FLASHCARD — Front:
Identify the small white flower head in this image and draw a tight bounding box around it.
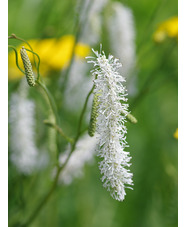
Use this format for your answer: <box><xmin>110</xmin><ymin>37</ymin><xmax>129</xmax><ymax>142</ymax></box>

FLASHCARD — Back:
<box><xmin>86</xmin><ymin>46</ymin><xmax>133</xmax><ymax>201</ymax></box>
<box><xmin>57</xmin><ymin>134</ymin><xmax>97</xmax><ymax>185</ymax></box>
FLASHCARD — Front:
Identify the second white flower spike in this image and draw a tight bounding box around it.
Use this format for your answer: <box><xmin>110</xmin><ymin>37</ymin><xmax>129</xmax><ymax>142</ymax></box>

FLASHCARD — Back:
<box><xmin>87</xmin><ymin>46</ymin><xmax>133</xmax><ymax>201</ymax></box>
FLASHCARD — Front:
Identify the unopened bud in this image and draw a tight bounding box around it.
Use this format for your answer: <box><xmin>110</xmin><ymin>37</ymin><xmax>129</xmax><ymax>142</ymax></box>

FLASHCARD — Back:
<box><xmin>20</xmin><ymin>47</ymin><xmax>35</xmax><ymax>87</ymax></box>
<box><xmin>88</xmin><ymin>94</ymin><xmax>99</xmax><ymax>137</ymax></box>
<box><xmin>126</xmin><ymin>113</ymin><xmax>138</xmax><ymax>124</ymax></box>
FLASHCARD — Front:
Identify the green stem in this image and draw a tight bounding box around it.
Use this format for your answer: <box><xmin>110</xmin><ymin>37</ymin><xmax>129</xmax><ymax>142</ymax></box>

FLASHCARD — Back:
<box><xmin>17</xmin><ymin>155</ymin><xmax>71</xmax><ymax>227</ymax></box>
<box><xmin>75</xmin><ymin>84</ymin><xmax>94</xmax><ymax>143</ymax></box>
<box><xmin>19</xmin><ymin>167</ymin><xmax>62</xmax><ymax>227</ymax></box>
<box><xmin>65</xmin><ymin>84</ymin><xmax>95</xmax><ymax>161</ymax></box>
<box><xmin>36</xmin><ymin>80</ymin><xmax>59</xmax><ymax>124</ymax></box>
<box><xmin>8</xmin><ymin>34</ymin><xmax>38</xmax><ymax>70</ymax></box>
<box><xmin>44</xmin><ymin>120</ymin><xmax>74</xmax><ymax>144</ymax></box>
<box><xmin>56</xmin><ymin>84</ymin><xmax>95</xmax><ymax>182</ymax></box>
<box><xmin>36</xmin><ymin>79</ymin><xmax>62</xmax><ymax>161</ymax></box>
<box><xmin>8</xmin><ymin>45</ymin><xmax>25</xmax><ymax>74</ymax></box>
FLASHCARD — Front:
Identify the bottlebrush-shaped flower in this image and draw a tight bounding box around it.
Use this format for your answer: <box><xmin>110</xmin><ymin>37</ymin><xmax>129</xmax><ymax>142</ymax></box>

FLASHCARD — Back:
<box><xmin>9</xmin><ymin>93</ymin><xmax>38</xmax><ymax>174</ymax></box>
<box><xmin>9</xmin><ymin>80</ymin><xmax>48</xmax><ymax>175</ymax></box>
<box><xmin>86</xmin><ymin>47</ymin><xmax>133</xmax><ymax>201</ymax></box>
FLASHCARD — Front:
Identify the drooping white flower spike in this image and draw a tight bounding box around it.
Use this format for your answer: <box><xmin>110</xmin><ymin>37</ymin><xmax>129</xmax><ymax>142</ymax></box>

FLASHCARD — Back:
<box><xmin>9</xmin><ymin>79</ymin><xmax>48</xmax><ymax>175</ymax></box>
<box><xmin>9</xmin><ymin>92</ymin><xmax>38</xmax><ymax>175</ymax></box>
<box><xmin>86</xmin><ymin>46</ymin><xmax>133</xmax><ymax>201</ymax></box>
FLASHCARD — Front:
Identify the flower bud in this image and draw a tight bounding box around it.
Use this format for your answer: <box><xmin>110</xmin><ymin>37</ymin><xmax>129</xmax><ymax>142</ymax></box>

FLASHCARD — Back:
<box><xmin>20</xmin><ymin>47</ymin><xmax>35</xmax><ymax>87</ymax></box>
<box><xmin>88</xmin><ymin>94</ymin><xmax>99</xmax><ymax>137</ymax></box>
<box><xmin>127</xmin><ymin>113</ymin><xmax>138</xmax><ymax>124</ymax></box>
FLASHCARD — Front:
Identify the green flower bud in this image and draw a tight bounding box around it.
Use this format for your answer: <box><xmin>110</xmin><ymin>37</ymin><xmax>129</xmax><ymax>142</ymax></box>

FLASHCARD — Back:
<box><xmin>88</xmin><ymin>94</ymin><xmax>99</xmax><ymax>137</ymax></box>
<box><xmin>20</xmin><ymin>47</ymin><xmax>35</xmax><ymax>87</ymax></box>
<box><xmin>126</xmin><ymin>113</ymin><xmax>138</xmax><ymax>124</ymax></box>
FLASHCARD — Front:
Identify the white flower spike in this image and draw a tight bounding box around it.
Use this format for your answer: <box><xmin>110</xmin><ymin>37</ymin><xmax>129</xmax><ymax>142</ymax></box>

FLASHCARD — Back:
<box><xmin>9</xmin><ymin>80</ymin><xmax>48</xmax><ymax>175</ymax></box>
<box><xmin>86</xmin><ymin>46</ymin><xmax>133</xmax><ymax>201</ymax></box>
<box><xmin>9</xmin><ymin>93</ymin><xmax>38</xmax><ymax>175</ymax></box>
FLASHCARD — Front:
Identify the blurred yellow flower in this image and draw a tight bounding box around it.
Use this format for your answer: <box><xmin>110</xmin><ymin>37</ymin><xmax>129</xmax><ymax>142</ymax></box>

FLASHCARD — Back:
<box><xmin>153</xmin><ymin>16</ymin><xmax>178</xmax><ymax>43</ymax></box>
<box><xmin>173</xmin><ymin>128</ymin><xmax>178</xmax><ymax>139</ymax></box>
<box><xmin>8</xmin><ymin>35</ymin><xmax>90</xmax><ymax>80</ymax></box>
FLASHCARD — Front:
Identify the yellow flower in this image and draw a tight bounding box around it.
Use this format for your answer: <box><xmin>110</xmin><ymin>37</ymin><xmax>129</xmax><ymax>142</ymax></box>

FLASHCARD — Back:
<box><xmin>8</xmin><ymin>35</ymin><xmax>90</xmax><ymax>80</ymax></box>
<box><xmin>173</xmin><ymin>128</ymin><xmax>178</xmax><ymax>139</ymax></box>
<box><xmin>153</xmin><ymin>16</ymin><xmax>178</xmax><ymax>43</ymax></box>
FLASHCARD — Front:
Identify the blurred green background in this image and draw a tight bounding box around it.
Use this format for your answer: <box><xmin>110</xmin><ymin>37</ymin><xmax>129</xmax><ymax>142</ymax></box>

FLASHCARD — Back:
<box><xmin>8</xmin><ymin>0</ymin><xmax>178</xmax><ymax>227</ymax></box>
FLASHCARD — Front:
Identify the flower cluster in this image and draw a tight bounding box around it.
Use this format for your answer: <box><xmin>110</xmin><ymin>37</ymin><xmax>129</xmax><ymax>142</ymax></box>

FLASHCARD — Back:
<box><xmin>87</xmin><ymin>47</ymin><xmax>133</xmax><ymax>201</ymax></box>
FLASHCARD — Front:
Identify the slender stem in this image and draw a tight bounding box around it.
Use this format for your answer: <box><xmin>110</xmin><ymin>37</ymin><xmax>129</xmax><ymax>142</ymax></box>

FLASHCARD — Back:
<box><xmin>17</xmin><ymin>157</ymin><xmax>66</xmax><ymax>227</ymax></box>
<box><xmin>64</xmin><ymin>84</ymin><xmax>95</xmax><ymax>162</ymax></box>
<box><xmin>18</xmin><ymin>142</ymin><xmax>75</xmax><ymax>227</ymax></box>
<box><xmin>75</xmin><ymin>84</ymin><xmax>94</xmax><ymax>143</ymax></box>
<box><xmin>62</xmin><ymin>84</ymin><xmax>95</xmax><ymax>163</ymax></box>
<box><xmin>9</xmin><ymin>34</ymin><xmax>33</xmax><ymax>50</ymax></box>
<box><xmin>19</xmin><ymin>167</ymin><xmax>62</xmax><ymax>227</ymax></box>
<box><xmin>36</xmin><ymin>79</ymin><xmax>62</xmax><ymax>161</ymax></box>
<box><xmin>57</xmin><ymin>84</ymin><xmax>95</xmax><ymax>181</ymax></box>
<box><xmin>8</xmin><ymin>36</ymin><xmax>40</xmax><ymax>78</ymax></box>
<box><xmin>44</xmin><ymin>120</ymin><xmax>74</xmax><ymax>144</ymax></box>
<box><xmin>8</xmin><ymin>34</ymin><xmax>38</xmax><ymax>70</ymax></box>
<box><xmin>8</xmin><ymin>45</ymin><xmax>25</xmax><ymax>74</ymax></box>
<box><xmin>36</xmin><ymin>80</ymin><xmax>59</xmax><ymax>124</ymax></box>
